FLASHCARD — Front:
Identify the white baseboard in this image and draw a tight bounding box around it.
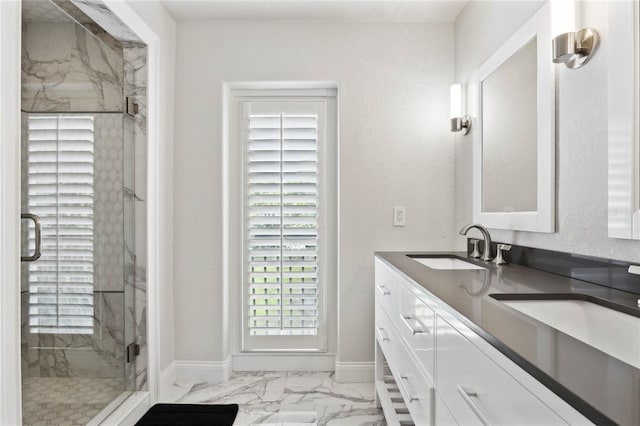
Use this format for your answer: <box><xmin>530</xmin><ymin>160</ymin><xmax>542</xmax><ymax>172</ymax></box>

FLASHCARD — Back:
<box><xmin>232</xmin><ymin>353</ymin><xmax>335</xmax><ymax>372</ymax></box>
<box><xmin>159</xmin><ymin>355</ymin><xmax>371</xmax><ymax>399</ymax></box>
<box><xmin>158</xmin><ymin>357</ymin><xmax>232</xmax><ymax>402</ymax></box>
<box><xmin>174</xmin><ymin>357</ymin><xmax>232</xmax><ymax>385</ymax></box>
<box><xmin>334</xmin><ymin>361</ymin><xmax>374</xmax><ymax>383</ymax></box>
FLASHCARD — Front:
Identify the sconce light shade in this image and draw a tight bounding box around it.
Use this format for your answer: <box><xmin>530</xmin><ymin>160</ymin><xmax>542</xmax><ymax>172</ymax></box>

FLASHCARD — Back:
<box><xmin>450</xmin><ymin>83</ymin><xmax>462</xmax><ymax>118</ymax></box>
<box><xmin>450</xmin><ymin>83</ymin><xmax>471</xmax><ymax>135</ymax></box>
<box><xmin>552</xmin><ymin>28</ymin><xmax>599</xmax><ymax>69</ymax></box>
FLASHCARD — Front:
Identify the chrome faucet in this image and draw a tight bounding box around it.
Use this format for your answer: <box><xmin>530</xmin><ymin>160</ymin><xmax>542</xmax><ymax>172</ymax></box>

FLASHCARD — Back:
<box><xmin>459</xmin><ymin>223</ymin><xmax>493</xmax><ymax>261</ymax></box>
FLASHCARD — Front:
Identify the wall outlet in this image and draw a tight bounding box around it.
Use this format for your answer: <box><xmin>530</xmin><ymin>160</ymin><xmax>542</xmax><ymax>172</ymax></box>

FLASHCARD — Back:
<box><xmin>393</xmin><ymin>206</ymin><xmax>406</xmax><ymax>227</ymax></box>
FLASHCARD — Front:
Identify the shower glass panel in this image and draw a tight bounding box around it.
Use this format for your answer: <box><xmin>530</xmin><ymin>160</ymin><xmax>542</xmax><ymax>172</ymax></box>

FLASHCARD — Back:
<box><xmin>20</xmin><ymin>1</ymin><xmax>136</xmax><ymax>424</ymax></box>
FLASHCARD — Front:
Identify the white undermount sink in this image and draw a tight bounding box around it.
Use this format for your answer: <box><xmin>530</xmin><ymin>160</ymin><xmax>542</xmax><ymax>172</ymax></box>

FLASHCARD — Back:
<box><xmin>410</xmin><ymin>256</ymin><xmax>486</xmax><ymax>270</ymax></box>
<box><xmin>501</xmin><ymin>299</ymin><xmax>640</xmax><ymax>369</ymax></box>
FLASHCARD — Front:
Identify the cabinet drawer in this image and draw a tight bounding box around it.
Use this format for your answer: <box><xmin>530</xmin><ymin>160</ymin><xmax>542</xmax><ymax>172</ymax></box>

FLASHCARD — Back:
<box><xmin>436</xmin><ymin>317</ymin><xmax>566</xmax><ymax>426</ymax></box>
<box><xmin>375</xmin><ymin>259</ymin><xmax>399</xmax><ymax>319</ymax></box>
<box><xmin>398</xmin><ymin>283</ymin><xmax>435</xmax><ymax>380</ymax></box>
<box><xmin>435</xmin><ymin>393</ymin><xmax>457</xmax><ymax>426</ymax></box>
<box><xmin>393</xmin><ymin>337</ymin><xmax>435</xmax><ymax>426</ymax></box>
<box><xmin>375</xmin><ymin>303</ymin><xmax>397</xmax><ymax>366</ymax></box>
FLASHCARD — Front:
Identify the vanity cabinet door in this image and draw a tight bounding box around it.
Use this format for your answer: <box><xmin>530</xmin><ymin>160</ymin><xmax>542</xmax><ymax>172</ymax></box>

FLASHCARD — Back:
<box><xmin>398</xmin><ymin>283</ymin><xmax>436</xmax><ymax>380</ymax></box>
<box><xmin>375</xmin><ymin>259</ymin><xmax>399</xmax><ymax>319</ymax></box>
<box><xmin>436</xmin><ymin>316</ymin><xmax>567</xmax><ymax>426</ymax></box>
<box><xmin>375</xmin><ymin>303</ymin><xmax>397</xmax><ymax>366</ymax></box>
<box><xmin>392</xmin><ymin>333</ymin><xmax>436</xmax><ymax>426</ymax></box>
<box><xmin>435</xmin><ymin>393</ymin><xmax>457</xmax><ymax>426</ymax></box>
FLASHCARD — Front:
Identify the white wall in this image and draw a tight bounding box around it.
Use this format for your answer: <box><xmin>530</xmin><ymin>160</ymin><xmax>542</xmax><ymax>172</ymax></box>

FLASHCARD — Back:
<box><xmin>124</xmin><ymin>0</ymin><xmax>177</xmax><ymax>375</ymax></box>
<box><xmin>454</xmin><ymin>1</ymin><xmax>640</xmax><ymax>262</ymax></box>
<box><xmin>173</xmin><ymin>21</ymin><xmax>455</xmax><ymax>366</ymax></box>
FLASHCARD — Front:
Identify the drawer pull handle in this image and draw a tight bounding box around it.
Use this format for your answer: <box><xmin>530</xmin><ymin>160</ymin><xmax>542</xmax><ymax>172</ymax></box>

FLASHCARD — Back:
<box><xmin>398</xmin><ymin>374</ymin><xmax>420</xmax><ymax>402</ymax></box>
<box><xmin>457</xmin><ymin>385</ymin><xmax>493</xmax><ymax>426</ymax></box>
<box><xmin>376</xmin><ymin>327</ymin><xmax>390</xmax><ymax>342</ymax></box>
<box><xmin>377</xmin><ymin>285</ymin><xmax>391</xmax><ymax>296</ymax></box>
<box><xmin>401</xmin><ymin>315</ymin><xmax>430</xmax><ymax>335</ymax></box>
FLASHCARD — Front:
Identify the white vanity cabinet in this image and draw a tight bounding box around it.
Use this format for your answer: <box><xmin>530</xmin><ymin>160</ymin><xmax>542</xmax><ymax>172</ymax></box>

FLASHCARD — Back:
<box><xmin>375</xmin><ymin>259</ymin><xmax>436</xmax><ymax>425</ymax></box>
<box><xmin>374</xmin><ymin>257</ymin><xmax>593</xmax><ymax>426</ymax></box>
<box><xmin>436</xmin><ymin>316</ymin><xmax>566</xmax><ymax>425</ymax></box>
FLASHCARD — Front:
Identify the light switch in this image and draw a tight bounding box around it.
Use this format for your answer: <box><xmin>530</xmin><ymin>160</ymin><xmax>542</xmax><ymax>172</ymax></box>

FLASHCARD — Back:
<box><xmin>393</xmin><ymin>207</ymin><xmax>406</xmax><ymax>227</ymax></box>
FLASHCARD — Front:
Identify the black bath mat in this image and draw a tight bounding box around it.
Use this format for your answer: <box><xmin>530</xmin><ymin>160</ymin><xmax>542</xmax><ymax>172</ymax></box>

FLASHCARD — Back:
<box><xmin>136</xmin><ymin>403</ymin><xmax>239</xmax><ymax>425</ymax></box>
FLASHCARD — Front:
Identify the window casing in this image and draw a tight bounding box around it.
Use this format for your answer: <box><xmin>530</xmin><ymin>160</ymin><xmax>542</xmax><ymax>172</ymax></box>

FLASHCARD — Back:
<box><xmin>242</xmin><ymin>100</ymin><xmax>328</xmax><ymax>352</ymax></box>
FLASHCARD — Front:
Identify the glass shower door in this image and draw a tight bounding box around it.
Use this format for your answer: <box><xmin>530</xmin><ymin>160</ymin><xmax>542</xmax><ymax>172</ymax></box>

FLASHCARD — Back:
<box><xmin>20</xmin><ymin>112</ymin><xmax>134</xmax><ymax>425</ymax></box>
<box><xmin>20</xmin><ymin>1</ymin><xmax>136</xmax><ymax>423</ymax></box>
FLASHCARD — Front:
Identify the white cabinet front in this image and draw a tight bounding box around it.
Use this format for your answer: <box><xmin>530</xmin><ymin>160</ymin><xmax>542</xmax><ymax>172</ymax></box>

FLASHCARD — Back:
<box><xmin>392</xmin><ymin>333</ymin><xmax>436</xmax><ymax>425</ymax></box>
<box><xmin>398</xmin><ymin>283</ymin><xmax>436</xmax><ymax>381</ymax></box>
<box><xmin>436</xmin><ymin>316</ymin><xmax>567</xmax><ymax>426</ymax></box>
<box><xmin>375</xmin><ymin>260</ymin><xmax>400</xmax><ymax>320</ymax></box>
<box><xmin>375</xmin><ymin>303</ymin><xmax>396</xmax><ymax>366</ymax></box>
<box><xmin>435</xmin><ymin>393</ymin><xmax>457</xmax><ymax>426</ymax></box>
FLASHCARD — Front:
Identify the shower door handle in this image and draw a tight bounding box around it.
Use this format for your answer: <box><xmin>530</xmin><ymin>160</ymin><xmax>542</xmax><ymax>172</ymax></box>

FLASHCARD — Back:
<box><xmin>21</xmin><ymin>213</ymin><xmax>42</xmax><ymax>262</ymax></box>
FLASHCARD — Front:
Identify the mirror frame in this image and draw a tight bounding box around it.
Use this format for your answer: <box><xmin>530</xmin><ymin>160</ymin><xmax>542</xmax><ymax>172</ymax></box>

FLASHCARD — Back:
<box><xmin>608</xmin><ymin>1</ymin><xmax>640</xmax><ymax>239</ymax></box>
<box><xmin>471</xmin><ymin>3</ymin><xmax>555</xmax><ymax>233</ymax></box>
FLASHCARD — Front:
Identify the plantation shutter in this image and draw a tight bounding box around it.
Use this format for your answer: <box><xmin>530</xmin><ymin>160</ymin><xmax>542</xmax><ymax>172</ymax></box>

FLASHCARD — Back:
<box><xmin>27</xmin><ymin>115</ymin><xmax>95</xmax><ymax>335</ymax></box>
<box><xmin>244</xmin><ymin>100</ymin><xmax>326</xmax><ymax>351</ymax></box>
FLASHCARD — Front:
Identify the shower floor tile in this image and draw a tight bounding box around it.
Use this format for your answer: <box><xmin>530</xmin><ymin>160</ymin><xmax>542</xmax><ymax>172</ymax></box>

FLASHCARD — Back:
<box><xmin>22</xmin><ymin>377</ymin><xmax>125</xmax><ymax>426</ymax></box>
<box><xmin>170</xmin><ymin>371</ymin><xmax>386</xmax><ymax>425</ymax></box>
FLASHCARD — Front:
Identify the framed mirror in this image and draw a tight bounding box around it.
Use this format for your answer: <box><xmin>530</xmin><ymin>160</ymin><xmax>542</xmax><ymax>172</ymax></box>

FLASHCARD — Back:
<box><xmin>471</xmin><ymin>3</ymin><xmax>555</xmax><ymax>233</ymax></box>
<box><xmin>608</xmin><ymin>1</ymin><xmax>640</xmax><ymax>239</ymax></box>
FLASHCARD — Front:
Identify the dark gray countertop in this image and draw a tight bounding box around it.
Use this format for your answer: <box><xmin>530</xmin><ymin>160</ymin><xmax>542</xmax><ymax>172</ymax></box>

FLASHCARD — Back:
<box><xmin>376</xmin><ymin>251</ymin><xmax>640</xmax><ymax>426</ymax></box>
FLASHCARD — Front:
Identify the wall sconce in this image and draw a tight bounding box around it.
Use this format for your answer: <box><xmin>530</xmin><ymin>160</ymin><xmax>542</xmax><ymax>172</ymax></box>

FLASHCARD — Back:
<box><xmin>551</xmin><ymin>0</ymin><xmax>599</xmax><ymax>69</ymax></box>
<box><xmin>450</xmin><ymin>83</ymin><xmax>470</xmax><ymax>135</ymax></box>
<box><xmin>552</xmin><ymin>29</ymin><xmax>599</xmax><ymax>69</ymax></box>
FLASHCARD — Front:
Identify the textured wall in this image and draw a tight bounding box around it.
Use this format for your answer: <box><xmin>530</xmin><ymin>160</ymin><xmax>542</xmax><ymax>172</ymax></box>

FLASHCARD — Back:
<box><xmin>454</xmin><ymin>1</ymin><xmax>640</xmax><ymax>262</ymax></box>
<box><xmin>173</xmin><ymin>21</ymin><xmax>455</xmax><ymax>364</ymax></box>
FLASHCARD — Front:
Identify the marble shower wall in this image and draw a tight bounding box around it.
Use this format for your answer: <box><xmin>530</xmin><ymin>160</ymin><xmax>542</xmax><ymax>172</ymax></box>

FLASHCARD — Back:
<box><xmin>22</xmin><ymin>21</ymin><xmax>124</xmax><ymax>113</ymax></box>
<box><xmin>94</xmin><ymin>113</ymin><xmax>125</xmax><ymax>294</ymax></box>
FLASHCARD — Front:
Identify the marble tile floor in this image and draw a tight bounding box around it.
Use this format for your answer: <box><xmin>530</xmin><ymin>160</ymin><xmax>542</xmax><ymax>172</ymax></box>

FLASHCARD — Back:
<box><xmin>168</xmin><ymin>372</ymin><xmax>386</xmax><ymax>425</ymax></box>
<box><xmin>22</xmin><ymin>377</ymin><xmax>125</xmax><ymax>426</ymax></box>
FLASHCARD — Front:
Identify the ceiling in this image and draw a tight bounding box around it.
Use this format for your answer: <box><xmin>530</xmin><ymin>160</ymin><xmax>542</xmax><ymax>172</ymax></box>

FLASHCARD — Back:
<box><xmin>159</xmin><ymin>0</ymin><xmax>468</xmax><ymax>23</ymax></box>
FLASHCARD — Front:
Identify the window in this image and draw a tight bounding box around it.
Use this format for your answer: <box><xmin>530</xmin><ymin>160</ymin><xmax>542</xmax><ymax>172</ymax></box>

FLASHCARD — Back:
<box><xmin>27</xmin><ymin>115</ymin><xmax>95</xmax><ymax>335</ymax></box>
<box><xmin>242</xmin><ymin>100</ymin><xmax>328</xmax><ymax>351</ymax></box>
